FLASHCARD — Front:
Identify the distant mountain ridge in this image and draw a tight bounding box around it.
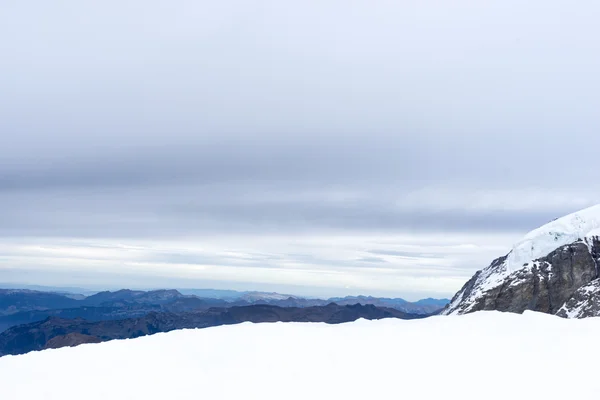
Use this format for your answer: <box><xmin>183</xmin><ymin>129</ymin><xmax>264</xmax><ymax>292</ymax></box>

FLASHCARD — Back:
<box><xmin>0</xmin><ymin>303</ymin><xmax>426</xmax><ymax>357</ymax></box>
<box><xmin>0</xmin><ymin>288</ymin><xmax>449</xmax><ymax>332</ymax></box>
<box><xmin>0</xmin><ymin>289</ymin><xmax>81</xmax><ymax>317</ymax></box>
<box><xmin>82</xmin><ymin>289</ymin><xmax>186</xmax><ymax>306</ymax></box>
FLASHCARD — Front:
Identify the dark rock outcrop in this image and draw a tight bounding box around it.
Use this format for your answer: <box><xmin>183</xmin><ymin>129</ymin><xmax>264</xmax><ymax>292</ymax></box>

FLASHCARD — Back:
<box><xmin>448</xmin><ymin>241</ymin><xmax>600</xmax><ymax>315</ymax></box>
<box><xmin>445</xmin><ymin>235</ymin><xmax>600</xmax><ymax>318</ymax></box>
<box><xmin>556</xmin><ymin>280</ymin><xmax>600</xmax><ymax>318</ymax></box>
<box><xmin>44</xmin><ymin>333</ymin><xmax>101</xmax><ymax>349</ymax></box>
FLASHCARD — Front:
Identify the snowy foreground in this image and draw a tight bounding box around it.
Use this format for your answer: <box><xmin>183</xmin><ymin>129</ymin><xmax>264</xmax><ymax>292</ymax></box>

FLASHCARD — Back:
<box><xmin>1</xmin><ymin>312</ymin><xmax>599</xmax><ymax>399</ymax></box>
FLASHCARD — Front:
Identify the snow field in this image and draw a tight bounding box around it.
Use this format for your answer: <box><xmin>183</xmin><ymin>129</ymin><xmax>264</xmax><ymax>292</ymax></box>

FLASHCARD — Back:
<box><xmin>1</xmin><ymin>311</ymin><xmax>598</xmax><ymax>399</ymax></box>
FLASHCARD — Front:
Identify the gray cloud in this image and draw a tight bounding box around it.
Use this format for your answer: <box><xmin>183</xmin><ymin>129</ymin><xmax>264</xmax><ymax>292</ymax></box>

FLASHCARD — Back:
<box><xmin>0</xmin><ymin>233</ymin><xmax>508</xmax><ymax>299</ymax></box>
<box><xmin>1</xmin><ymin>0</ymin><xmax>599</xmax><ymax>296</ymax></box>
<box><xmin>368</xmin><ymin>250</ymin><xmax>444</xmax><ymax>259</ymax></box>
<box><xmin>355</xmin><ymin>257</ymin><xmax>388</xmax><ymax>264</ymax></box>
<box><xmin>0</xmin><ymin>182</ymin><xmax>587</xmax><ymax>238</ymax></box>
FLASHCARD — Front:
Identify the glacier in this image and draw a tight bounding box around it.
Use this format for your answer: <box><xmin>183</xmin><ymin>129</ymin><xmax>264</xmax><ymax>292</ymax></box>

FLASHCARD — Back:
<box><xmin>505</xmin><ymin>204</ymin><xmax>600</xmax><ymax>272</ymax></box>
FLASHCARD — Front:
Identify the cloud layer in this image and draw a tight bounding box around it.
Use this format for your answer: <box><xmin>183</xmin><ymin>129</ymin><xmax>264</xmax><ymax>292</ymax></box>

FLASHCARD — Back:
<box><xmin>1</xmin><ymin>1</ymin><xmax>599</xmax><ymax>297</ymax></box>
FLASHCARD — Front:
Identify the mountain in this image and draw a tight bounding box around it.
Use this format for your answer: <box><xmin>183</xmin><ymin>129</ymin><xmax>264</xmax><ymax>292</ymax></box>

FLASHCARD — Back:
<box><xmin>0</xmin><ymin>297</ymin><xmax>234</xmax><ymax>333</ymax></box>
<box><xmin>44</xmin><ymin>333</ymin><xmax>102</xmax><ymax>349</ymax></box>
<box><xmin>239</xmin><ymin>291</ymin><xmax>299</xmax><ymax>302</ymax></box>
<box><xmin>173</xmin><ymin>290</ymin><xmax>450</xmax><ymax>313</ymax></box>
<box><xmin>0</xmin><ymin>284</ymin><xmax>98</xmax><ymax>296</ymax></box>
<box><xmin>0</xmin><ymin>290</ymin><xmax>233</xmax><ymax>332</ymax></box>
<box><xmin>81</xmin><ymin>289</ymin><xmax>184</xmax><ymax>306</ymax></box>
<box><xmin>80</xmin><ymin>289</ymin><xmax>230</xmax><ymax>310</ymax></box>
<box><xmin>0</xmin><ymin>305</ymin><xmax>162</xmax><ymax>332</ymax></box>
<box><xmin>413</xmin><ymin>298</ymin><xmax>450</xmax><ymax>307</ymax></box>
<box><xmin>443</xmin><ymin>204</ymin><xmax>600</xmax><ymax>317</ymax></box>
<box><xmin>177</xmin><ymin>289</ymin><xmax>305</xmax><ymax>301</ymax></box>
<box><xmin>328</xmin><ymin>296</ymin><xmax>448</xmax><ymax>314</ymax></box>
<box><xmin>0</xmin><ymin>288</ymin><xmax>448</xmax><ymax>332</ymax></box>
<box><xmin>177</xmin><ymin>288</ymin><xmax>247</xmax><ymax>299</ymax></box>
<box><xmin>0</xmin><ymin>289</ymin><xmax>81</xmax><ymax>316</ymax></box>
<box><xmin>0</xmin><ymin>303</ymin><xmax>424</xmax><ymax>356</ymax></box>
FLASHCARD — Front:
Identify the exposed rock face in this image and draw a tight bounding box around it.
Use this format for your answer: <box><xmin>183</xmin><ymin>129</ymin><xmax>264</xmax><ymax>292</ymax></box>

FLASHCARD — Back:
<box><xmin>444</xmin><ymin>205</ymin><xmax>600</xmax><ymax>318</ymax></box>
<box><xmin>556</xmin><ymin>280</ymin><xmax>600</xmax><ymax>318</ymax></box>
<box><xmin>44</xmin><ymin>333</ymin><xmax>101</xmax><ymax>349</ymax></box>
<box><xmin>447</xmin><ymin>240</ymin><xmax>600</xmax><ymax>315</ymax></box>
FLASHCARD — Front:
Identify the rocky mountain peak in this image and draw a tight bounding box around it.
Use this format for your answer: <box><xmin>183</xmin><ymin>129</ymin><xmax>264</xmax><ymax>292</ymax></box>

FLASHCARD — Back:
<box><xmin>444</xmin><ymin>205</ymin><xmax>600</xmax><ymax>318</ymax></box>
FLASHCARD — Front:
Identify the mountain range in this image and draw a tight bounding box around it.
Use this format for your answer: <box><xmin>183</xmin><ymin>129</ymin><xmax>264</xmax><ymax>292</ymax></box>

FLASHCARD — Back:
<box><xmin>0</xmin><ymin>303</ymin><xmax>425</xmax><ymax>357</ymax></box>
<box><xmin>0</xmin><ymin>288</ymin><xmax>448</xmax><ymax>333</ymax></box>
<box><xmin>0</xmin><ymin>286</ymin><xmax>446</xmax><ymax>356</ymax></box>
<box><xmin>443</xmin><ymin>204</ymin><xmax>600</xmax><ymax>318</ymax></box>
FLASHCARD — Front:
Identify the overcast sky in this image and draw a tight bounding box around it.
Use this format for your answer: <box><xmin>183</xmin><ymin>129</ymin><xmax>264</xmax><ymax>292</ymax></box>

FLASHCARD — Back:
<box><xmin>1</xmin><ymin>0</ymin><xmax>599</xmax><ymax>300</ymax></box>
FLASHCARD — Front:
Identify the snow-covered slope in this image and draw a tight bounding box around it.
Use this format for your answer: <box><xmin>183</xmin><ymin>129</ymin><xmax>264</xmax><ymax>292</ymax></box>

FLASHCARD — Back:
<box><xmin>505</xmin><ymin>204</ymin><xmax>600</xmax><ymax>272</ymax></box>
<box><xmin>444</xmin><ymin>204</ymin><xmax>600</xmax><ymax>316</ymax></box>
<box><xmin>1</xmin><ymin>313</ymin><xmax>599</xmax><ymax>399</ymax></box>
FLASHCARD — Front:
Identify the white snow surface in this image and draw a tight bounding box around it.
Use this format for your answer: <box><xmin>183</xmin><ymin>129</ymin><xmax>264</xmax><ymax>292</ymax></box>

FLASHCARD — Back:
<box><xmin>2</xmin><ymin>313</ymin><xmax>600</xmax><ymax>399</ymax></box>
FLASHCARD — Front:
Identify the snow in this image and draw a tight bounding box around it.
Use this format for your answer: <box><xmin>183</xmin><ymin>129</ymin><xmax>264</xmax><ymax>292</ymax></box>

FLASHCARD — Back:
<box><xmin>2</xmin><ymin>312</ymin><xmax>600</xmax><ymax>399</ymax></box>
<box><xmin>561</xmin><ymin>298</ymin><xmax>587</xmax><ymax>319</ymax></box>
<box><xmin>505</xmin><ymin>204</ymin><xmax>600</xmax><ymax>273</ymax></box>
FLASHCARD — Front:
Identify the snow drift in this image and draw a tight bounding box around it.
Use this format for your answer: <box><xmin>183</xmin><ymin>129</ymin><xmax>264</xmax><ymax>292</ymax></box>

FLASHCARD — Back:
<box><xmin>1</xmin><ymin>312</ymin><xmax>599</xmax><ymax>399</ymax></box>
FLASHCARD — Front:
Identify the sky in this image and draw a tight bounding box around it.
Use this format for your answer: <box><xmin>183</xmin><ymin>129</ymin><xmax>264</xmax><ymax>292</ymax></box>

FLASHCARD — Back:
<box><xmin>1</xmin><ymin>0</ymin><xmax>599</xmax><ymax>300</ymax></box>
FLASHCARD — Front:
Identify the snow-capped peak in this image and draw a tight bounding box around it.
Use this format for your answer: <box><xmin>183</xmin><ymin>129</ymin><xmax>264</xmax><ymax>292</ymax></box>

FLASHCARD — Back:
<box><xmin>505</xmin><ymin>204</ymin><xmax>600</xmax><ymax>273</ymax></box>
<box><xmin>444</xmin><ymin>204</ymin><xmax>600</xmax><ymax>316</ymax></box>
